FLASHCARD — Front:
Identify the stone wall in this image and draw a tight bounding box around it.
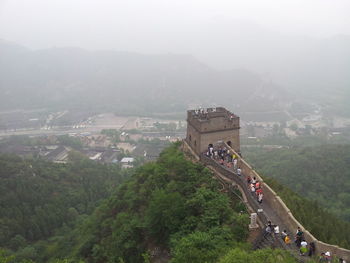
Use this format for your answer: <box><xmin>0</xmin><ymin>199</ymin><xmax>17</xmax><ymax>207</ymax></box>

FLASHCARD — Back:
<box><xmin>186</xmin><ymin>122</ymin><xmax>201</xmax><ymax>154</ymax></box>
<box><xmin>182</xmin><ymin>140</ymin><xmax>200</xmax><ymax>161</ymax></box>
<box><xmin>186</xmin><ymin>122</ymin><xmax>240</xmax><ymax>155</ymax></box>
<box><xmin>186</xmin><ymin>107</ymin><xmax>239</xmax><ymax>133</ymax></box>
<box><xmin>183</xmin><ymin>139</ymin><xmax>350</xmax><ymax>260</ymax></box>
<box><xmin>200</xmin><ymin>129</ymin><xmax>240</xmax><ymax>154</ymax></box>
<box><xmin>186</xmin><ymin>108</ymin><xmax>240</xmax><ymax>155</ymax></box>
<box><xmin>228</xmin><ymin>143</ymin><xmax>350</xmax><ymax>261</ymax></box>
<box><xmin>199</xmin><ymin>154</ymin><xmax>269</xmax><ymax>227</ymax></box>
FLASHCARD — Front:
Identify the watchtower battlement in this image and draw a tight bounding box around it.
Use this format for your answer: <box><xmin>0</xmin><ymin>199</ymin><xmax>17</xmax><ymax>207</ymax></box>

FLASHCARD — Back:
<box><xmin>186</xmin><ymin>107</ymin><xmax>240</xmax><ymax>156</ymax></box>
<box><xmin>187</xmin><ymin>107</ymin><xmax>240</xmax><ymax>133</ymax></box>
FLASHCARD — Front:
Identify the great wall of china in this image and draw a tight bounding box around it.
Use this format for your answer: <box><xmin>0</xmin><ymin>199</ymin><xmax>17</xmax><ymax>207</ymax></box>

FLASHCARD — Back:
<box><xmin>183</xmin><ymin>107</ymin><xmax>350</xmax><ymax>261</ymax></box>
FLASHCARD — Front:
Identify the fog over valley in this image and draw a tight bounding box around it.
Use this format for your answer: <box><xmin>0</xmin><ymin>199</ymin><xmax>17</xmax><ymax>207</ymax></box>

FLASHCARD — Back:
<box><xmin>1</xmin><ymin>1</ymin><xmax>350</xmax><ymax>118</ymax></box>
<box><xmin>2</xmin><ymin>1</ymin><xmax>350</xmax><ymax>263</ymax></box>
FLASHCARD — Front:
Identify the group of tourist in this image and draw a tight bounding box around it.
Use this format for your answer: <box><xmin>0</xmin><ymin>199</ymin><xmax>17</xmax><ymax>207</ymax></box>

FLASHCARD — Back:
<box><xmin>207</xmin><ymin>145</ymin><xmax>240</xmax><ymax>171</ymax></box>
<box><xmin>267</xmin><ymin>224</ymin><xmax>345</xmax><ymax>262</ymax></box>
<box><xmin>318</xmin><ymin>252</ymin><xmax>346</xmax><ymax>262</ymax></box>
<box><xmin>207</xmin><ymin>144</ymin><xmax>263</xmax><ymax>205</ymax></box>
<box><xmin>246</xmin><ymin>175</ymin><xmax>263</xmax><ymax>204</ymax></box>
<box><xmin>264</xmin><ymin>220</ymin><xmax>280</xmax><ymax>238</ymax></box>
<box><xmin>205</xmin><ymin>144</ymin><xmax>347</xmax><ymax>263</ymax></box>
<box><xmin>207</xmin><ymin>144</ymin><xmax>234</xmax><ymax>161</ymax></box>
<box><xmin>318</xmin><ymin>252</ymin><xmax>347</xmax><ymax>263</ymax></box>
<box><xmin>264</xmin><ymin>224</ymin><xmax>316</xmax><ymax>257</ymax></box>
<box><xmin>294</xmin><ymin>227</ymin><xmax>316</xmax><ymax>256</ymax></box>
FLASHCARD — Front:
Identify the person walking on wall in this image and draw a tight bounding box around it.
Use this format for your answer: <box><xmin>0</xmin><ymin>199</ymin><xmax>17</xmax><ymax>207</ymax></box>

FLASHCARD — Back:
<box><xmin>233</xmin><ymin>158</ymin><xmax>237</xmax><ymax>170</ymax></box>
<box><xmin>295</xmin><ymin>227</ymin><xmax>304</xmax><ymax>248</ymax></box>
<box><xmin>252</xmin><ymin>177</ymin><xmax>257</xmax><ymax>184</ymax></box>
<box><xmin>300</xmin><ymin>239</ymin><xmax>308</xmax><ymax>256</ymax></box>
<box><xmin>258</xmin><ymin>192</ymin><xmax>263</xmax><ymax>204</ymax></box>
<box><xmin>308</xmin><ymin>242</ymin><xmax>315</xmax><ymax>257</ymax></box>
<box><xmin>281</xmin><ymin>230</ymin><xmax>288</xmax><ymax>242</ymax></box>
<box><xmin>264</xmin><ymin>221</ymin><xmax>273</xmax><ymax>238</ymax></box>
<box><xmin>246</xmin><ymin>175</ymin><xmax>251</xmax><ymax>185</ymax></box>
<box><xmin>273</xmin><ymin>225</ymin><xmax>280</xmax><ymax>240</ymax></box>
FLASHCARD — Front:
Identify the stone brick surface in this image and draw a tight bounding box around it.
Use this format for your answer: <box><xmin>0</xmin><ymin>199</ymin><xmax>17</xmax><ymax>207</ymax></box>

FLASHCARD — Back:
<box><xmin>186</xmin><ymin>107</ymin><xmax>240</xmax><ymax>155</ymax></box>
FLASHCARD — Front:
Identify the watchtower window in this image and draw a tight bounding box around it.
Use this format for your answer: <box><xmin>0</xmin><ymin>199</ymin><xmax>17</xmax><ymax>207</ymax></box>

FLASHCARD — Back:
<box><xmin>189</xmin><ymin>135</ymin><xmax>192</xmax><ymax>141</ymax></box>
<box><xmin>194</xmin><ymin>140</ymin><xmax>197</xmax><ymax>146</ymax></box>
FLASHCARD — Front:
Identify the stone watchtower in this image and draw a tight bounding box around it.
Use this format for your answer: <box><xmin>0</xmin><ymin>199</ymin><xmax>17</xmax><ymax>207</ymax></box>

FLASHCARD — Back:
<box><xmin>186</xmin><ymin>107</ymin><xmax>240</xmax><ymax>156</ymax></box>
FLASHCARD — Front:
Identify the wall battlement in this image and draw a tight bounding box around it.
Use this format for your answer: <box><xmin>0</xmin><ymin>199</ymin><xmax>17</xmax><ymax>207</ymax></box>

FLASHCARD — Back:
<box><xmin>182</xmin><ymin>139</ymin><xmax>350</xmax><ymax>261</ymax></box>
<box><xmin>187</xmin><ymin>107</ymin><xmax>239</xmax><ymax>133</ymax></box>
<box><xmin>186</xmin><ymin>107</ymin><xmax>240</xmax><ymax>155</ymax></box>
<box><xmin>223</xmin><ymin>143</ymin><xmax>350</xmax><ymax>261</ymax></box>
<box><xmin>184</xmin><ymin>106</ymin><xmax>350</xmax><ymax>261</ymax></box>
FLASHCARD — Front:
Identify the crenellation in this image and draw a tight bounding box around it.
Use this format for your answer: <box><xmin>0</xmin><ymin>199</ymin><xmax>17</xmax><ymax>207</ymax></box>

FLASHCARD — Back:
<box><xmin>186</xmin><ymin>107</ymin><xmax>240</xmax><ymax>156</ymax></box>
<box><xmin>185</xmin><ymin>106</ymin><xmax>350</xmax><ymax>261</ymax></box>
<box><xmin>187</xmin><ymin>107</ymin><xmax>239</xmax><ymax>132</ymax></box>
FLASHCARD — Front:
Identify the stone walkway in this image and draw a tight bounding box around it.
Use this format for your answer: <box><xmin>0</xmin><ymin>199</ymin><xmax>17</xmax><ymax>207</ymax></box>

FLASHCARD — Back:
<box><xmin>203</xmin><ymin>155</ymin><xmax>311</xmax><ymax>262</ymax></box>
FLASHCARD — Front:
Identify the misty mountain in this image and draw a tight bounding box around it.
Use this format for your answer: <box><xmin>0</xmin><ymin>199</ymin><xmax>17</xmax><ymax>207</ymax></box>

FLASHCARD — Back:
<box><xmin>184</xmin><ymin>22</ymin><xmax>350</xmax><ymax>115</ymax></box>
<box><xmin>184</xmin><ymin>22</ymin><xmax>350</xmax><ymax>89</ymax></box>
<box><xmin>0</xmin><ymin>40</ymin><xmax>290</xmax><ymax>115</ymax></box>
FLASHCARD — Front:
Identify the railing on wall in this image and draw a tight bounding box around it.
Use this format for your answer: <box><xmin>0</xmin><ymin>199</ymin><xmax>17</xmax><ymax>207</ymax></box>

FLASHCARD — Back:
<box><xmin>218</xmin><ymin>142</ymin><xmax>350</xmax><ymax>261</ymax></box>
<box><xmin>201</xmin><ymin>154</ymin><xmax>268</xmax><ymax>225</ymax></box>
<box><xmin>200</xmin><ymin>154</ymin><xmax>288</xmax><ymax>250</ymax></box>
<box><xmin>183</xmin><ymin>140</ymin><xmax>350</xmax><ymax>261</ymax></box>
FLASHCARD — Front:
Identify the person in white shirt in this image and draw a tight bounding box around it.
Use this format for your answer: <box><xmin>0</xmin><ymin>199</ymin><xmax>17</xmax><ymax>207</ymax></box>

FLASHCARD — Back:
<box><xmin>233</xmin><ymin>158</ymin><xmax>237</xmax><ymax>170</ymax></box>
<box><xmin>300</xmin><ymin>240</ymin><xmax>308</xmax><ymax>255</ymax></box>
<box><xmin>258</xmin><ymin>193</ymin><xmax>263</xmax><ymax>204</ymax></box>
<box><xmin>250</xmin><ymin>183</ymin><xmax>255</xmax><ymax>194</ymax></box>
<box><xmin>281</xmin><ymin>230</ymin><xmax>288</xmax><ymax>241</ymax></box>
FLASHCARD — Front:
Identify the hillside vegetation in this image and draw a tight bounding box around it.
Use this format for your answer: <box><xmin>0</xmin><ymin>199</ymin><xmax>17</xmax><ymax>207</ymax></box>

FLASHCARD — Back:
<box><xmin>0</xmin><ymin>153</ymin><xmax>126</xmax><ymax>261</ymax></box>
<box><xmin>1</xmin><ymin>143</ymin><xmax>347</xmax><ymax>262</ymax></box>
<box><xmin>62</xmin><ymin>142</ymin><xmax>249</xmax><ymax>262</ymax></box>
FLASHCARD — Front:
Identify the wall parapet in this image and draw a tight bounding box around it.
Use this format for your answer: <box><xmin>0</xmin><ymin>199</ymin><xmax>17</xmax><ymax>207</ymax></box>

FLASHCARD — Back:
<box><xmin>220</xmin><ymin>143</ymin><xmax>350</xmax><ymax>261</ymax></box>
<box><xmin>200</xmin><ymin>155</ymin><xmax>269</xmax><ymax>224</ymax></box>
<box><xmin>187</xmin><ymin>107</ymin><xmax>239</xmax><ymax>133</ymax></box>
<box><xmin>183</xmin><ymin>135</ymin><xmax>350</xmax><ymax>260</ymax></box>
<box><xmin>200</xmin><ymin>154</ymin><xmax>287</xmax><ymax>250</ymax></box>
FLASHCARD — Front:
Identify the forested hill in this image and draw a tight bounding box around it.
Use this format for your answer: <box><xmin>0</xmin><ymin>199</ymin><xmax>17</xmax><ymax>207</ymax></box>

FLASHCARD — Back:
<box><xmin>244</xmin><ymin>144</ymin><xmax>350</xmax><ymax>221</ymax></box>
<box><xmin>32</xmin><ymin>142</ymin><xmax>311</xmax><ymax>263</ymax></box>
<box><xmin>0</xmin><ymin>153</ymin><xmax>125</xmax><ymax>261</ymax></box>
<box><xmin>1</xmin><ymin>143</ymin><xmax>347</xmax><ymax>262</ymax></box>
<box><xmin>58</xmin><ymin>143</ymin><xmax>250</xmax><ymax>263</ymax></box>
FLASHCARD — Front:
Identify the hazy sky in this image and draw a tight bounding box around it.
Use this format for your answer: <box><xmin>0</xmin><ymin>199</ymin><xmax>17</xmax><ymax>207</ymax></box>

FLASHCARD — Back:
<box><xmin>0</xmin><ymin>0</ymin><xmax>349</xmax><ymax>52</ymax></box>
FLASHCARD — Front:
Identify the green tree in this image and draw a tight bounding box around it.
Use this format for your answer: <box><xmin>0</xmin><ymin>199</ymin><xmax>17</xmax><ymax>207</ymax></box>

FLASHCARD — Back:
<box><xmin>219</xmin><ymin>248</ymin><xmax>298</xmax><ymax>263</ymax></box>
<box><xmin>171</xmin><ymin>228</ymin><xmax>234</xmax><ymax>263</ymax></box>
<box><xmin>9</xmin><ymin>234</ymin><xmax>27</xmax><ymax>250</ymax></box>
<box><xmin>145</xmin><ymin>189</ymin><xmax>186</xmax><ymax>242</ymax></box>
<box><xmin>0</xmin><ymin>249</ymin><xmax>15</xmax><ymax>263</ymax></box>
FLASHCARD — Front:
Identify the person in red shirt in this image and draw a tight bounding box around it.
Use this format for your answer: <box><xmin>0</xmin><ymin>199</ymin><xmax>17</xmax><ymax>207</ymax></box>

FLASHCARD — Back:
<box><xmin>256</xmin><ymin>187</ymin><xmax>262</xmax><ymax>195</ymax></box>
<box><xmin>255</xmin><ymin>181</ymin><xmax>260</xmax><ymax>189</ymax></box>
<box><xmin>246</xmin><ymin>175</ymin><xmax>251</xmax><ymax>185</ymax></box>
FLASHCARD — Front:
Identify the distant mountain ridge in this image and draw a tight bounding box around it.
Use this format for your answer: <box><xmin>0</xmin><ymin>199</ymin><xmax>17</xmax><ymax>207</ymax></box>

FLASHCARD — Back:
<box><xmin>178</xmin><ymin>22</ymin><xmax>350</xmax><ymax>116</ymax></box>
<box><xmin>0</xmin><ymin>40</ymin><xmax>290</xmax><ymax>115</ymax></box>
